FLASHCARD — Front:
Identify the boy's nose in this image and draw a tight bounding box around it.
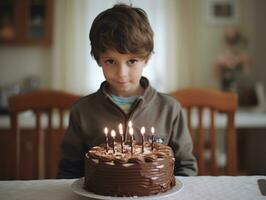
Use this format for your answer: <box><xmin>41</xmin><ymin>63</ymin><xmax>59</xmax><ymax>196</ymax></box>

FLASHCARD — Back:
<box><xmin>117</xmin><ymin>64</ymin><xmax>128</xmax><ymax>77</ymax></box>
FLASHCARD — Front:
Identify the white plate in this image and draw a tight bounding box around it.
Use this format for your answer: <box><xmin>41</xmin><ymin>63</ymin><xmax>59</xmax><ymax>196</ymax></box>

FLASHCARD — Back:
<box><xmin>71</xmin><ymin>177</ymin><xmax>183</xmax><ymax>200</ymax></box>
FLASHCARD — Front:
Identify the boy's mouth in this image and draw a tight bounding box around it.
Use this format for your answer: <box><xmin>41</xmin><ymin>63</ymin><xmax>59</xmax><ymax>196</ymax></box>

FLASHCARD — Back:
<box><xmin>116</xmin><ymin>80</ymin><xmax>128</xmax><ymax>85</ymax></box>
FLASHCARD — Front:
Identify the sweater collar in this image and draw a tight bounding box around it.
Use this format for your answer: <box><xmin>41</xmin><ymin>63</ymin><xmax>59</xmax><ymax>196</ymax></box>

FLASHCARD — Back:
<box><xmin>99</xmin><ymin>76</ymin><xmax>156</xmax><ymax>107</ymax></box>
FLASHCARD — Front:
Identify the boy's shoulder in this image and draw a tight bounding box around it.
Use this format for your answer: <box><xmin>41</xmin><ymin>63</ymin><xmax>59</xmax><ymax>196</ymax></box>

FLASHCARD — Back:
<box><xmin>153</xmin><ymin>91</ymin><xmax>183</xmax><ymax>111</ymax></box>
<box><xmin>71</xmin><ymin>91</ymin><xmax>101</xmax><ymax>110</ymax></box>
<box><xmin>156</xmin><ymin>92</ymin><xmax>182</xmax><ymax>106</ymax></box>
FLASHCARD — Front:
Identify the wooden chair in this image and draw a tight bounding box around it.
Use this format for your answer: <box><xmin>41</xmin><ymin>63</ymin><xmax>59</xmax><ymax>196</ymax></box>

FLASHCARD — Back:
<box><xmin>7</xmin><ymin>90</ymin><xmax>81</xmax><ymax>180</ymax></box>
<box><xmin>170</xmin><ymin>87</ymin><xmax>238</xmax><ymax>175</ymax></box>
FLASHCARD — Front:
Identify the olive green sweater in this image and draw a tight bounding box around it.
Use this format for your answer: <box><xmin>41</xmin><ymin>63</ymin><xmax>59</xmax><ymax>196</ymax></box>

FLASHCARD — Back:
<box><xmin>57</xmin><ymin>77</ymin><xmax>198</xmax><ymax>178</ymax></box>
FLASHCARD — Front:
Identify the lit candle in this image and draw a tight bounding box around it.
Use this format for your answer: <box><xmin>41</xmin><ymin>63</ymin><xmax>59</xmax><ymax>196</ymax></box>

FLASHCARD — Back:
<box><xmin>141</xmin><ymin>126</ymin><xmax>145</xmax><ymax>153</ymax></box>
<box><xmin>118</xmin><ymin>123</ymin><xmax>123</xmax><ymax>153</ymax></box>
<box><xmin>129</xmin><ymin>127</ymin><xmax>134</xmax><ymax>155</ymax></box>
<box><xmin>128</xmin><ymin>121</ymin><xmax>133</xmax><ymax>128</ymax></box>
<box><xmin>127</xmin><ymin>120</ymin><xmax>133</xmax><ymax>144</ymax></box>
<box><xmin>111</xmin><ymin>130</ymin><xmax>116</xmax><ymax>154</ymax></box>
<box><xmin>151</xmin><ymin>126</ymin><xmax>155</xmax><ymax>151</ymax></box>
<box><xmin>104</xmin><ymin>127</ymin><xmax>108</xmax><ymax>152</ymax></box>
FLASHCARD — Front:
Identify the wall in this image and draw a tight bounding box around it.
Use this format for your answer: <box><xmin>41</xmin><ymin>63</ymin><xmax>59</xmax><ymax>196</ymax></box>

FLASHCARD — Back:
<box><xmin>177</xmin><ymin>0</ymin><xmax>257</xmax><ymax>89</ymax></box>
<box><xmin>0</xmin><ymin>47</ymin><xmax>52</xmax><ymax>89</ymax></box>
<box><xmin>253</xmin><ymin>0</ymin><xmax>266</xmax><ymax>88</ymax></box>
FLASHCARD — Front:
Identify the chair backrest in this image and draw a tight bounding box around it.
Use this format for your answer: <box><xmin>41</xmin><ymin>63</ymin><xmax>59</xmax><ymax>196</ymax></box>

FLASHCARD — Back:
<box><xmin>170</xmin><ymin>87</ymin><xmax>238</xmax><ymax>175</ymax></box>
<box><xmin>8</xmin><ymin>89</ymin><xmax>81</xmax><ymax>180</ymax></box>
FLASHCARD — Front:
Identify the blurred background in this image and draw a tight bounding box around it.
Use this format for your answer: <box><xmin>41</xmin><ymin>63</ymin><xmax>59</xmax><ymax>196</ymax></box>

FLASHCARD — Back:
<box><xmin>0</xmin><ymin>0</ymin><xmax>266</xmax><ymax>177</ymax></box>
<box><xmin>0</xmin><ymin>0</ymin><xmax>265</xmax><ymax>98</ymax></box>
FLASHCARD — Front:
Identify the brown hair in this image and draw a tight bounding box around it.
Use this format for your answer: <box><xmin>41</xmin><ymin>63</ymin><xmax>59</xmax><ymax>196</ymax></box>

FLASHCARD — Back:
<box><xmin>89</xmin><ymin>4</ymin><xmax>154</xmax><ymax>63</ymax></box>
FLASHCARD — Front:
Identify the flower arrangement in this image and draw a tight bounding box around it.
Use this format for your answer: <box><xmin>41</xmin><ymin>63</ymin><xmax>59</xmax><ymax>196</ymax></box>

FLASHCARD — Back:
<box><xmin>214</xmin><ymin>28</ymin><xmax>253</xmax><ymax>92</ymax></box>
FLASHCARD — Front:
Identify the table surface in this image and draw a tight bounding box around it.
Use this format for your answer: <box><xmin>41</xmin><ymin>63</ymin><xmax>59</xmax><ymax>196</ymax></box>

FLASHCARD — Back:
<box><xmin>0</xmin><ymin>176</ymin><xmax>265</xmax><ymax>200</ymax></box>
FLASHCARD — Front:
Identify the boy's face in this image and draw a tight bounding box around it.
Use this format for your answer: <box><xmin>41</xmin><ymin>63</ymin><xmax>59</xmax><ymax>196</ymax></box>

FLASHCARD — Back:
<box><xmin>99</xmin><ymin>49</ymin><xmax>146</xmax><ymax>97</ymax></box>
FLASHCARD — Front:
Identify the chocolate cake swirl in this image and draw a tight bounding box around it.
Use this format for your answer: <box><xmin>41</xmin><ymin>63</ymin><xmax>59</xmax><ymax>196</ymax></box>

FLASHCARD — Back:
<box><xmin>84</xmin><ymin>142</ymin><xmax>176</xmax><ymax>197</ymax></box>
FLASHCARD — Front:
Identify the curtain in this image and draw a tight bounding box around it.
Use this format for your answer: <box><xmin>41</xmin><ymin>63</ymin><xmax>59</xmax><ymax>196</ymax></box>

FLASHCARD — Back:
<box><xmin>175</xmin><ymin>0</ymin><xmax>195</xmax><ymax>88</ymax></box>
<box><xmin>52</xmin><ymin>0</ymin><xmax>89</xmax><ymax>94</ymax></box>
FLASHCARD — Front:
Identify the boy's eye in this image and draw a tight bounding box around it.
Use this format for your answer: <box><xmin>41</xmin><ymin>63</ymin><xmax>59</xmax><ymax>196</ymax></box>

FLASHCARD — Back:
<box><xmin>128</xmin><ymin>59</ymin><xmax>138</xmax><ymax>65</ymax></box>
<box><xmin>105</xmin><ymin>59</ymin><xmax>115</xmax><ymax>65</ymax></box>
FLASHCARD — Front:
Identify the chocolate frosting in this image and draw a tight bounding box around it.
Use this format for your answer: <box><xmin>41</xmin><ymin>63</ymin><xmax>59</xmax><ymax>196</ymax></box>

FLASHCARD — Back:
<box><xmin>84</xmin><ymin>142</ymin><xmax>176</xmax><ymax>197</ymax></box>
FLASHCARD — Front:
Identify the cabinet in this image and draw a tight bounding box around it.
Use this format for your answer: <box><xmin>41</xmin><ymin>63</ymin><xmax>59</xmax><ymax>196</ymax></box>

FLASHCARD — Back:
<box><xmin>0</xmin><ymin>0</ymin><xmax>53</xmax><ymax>46</ymax></box>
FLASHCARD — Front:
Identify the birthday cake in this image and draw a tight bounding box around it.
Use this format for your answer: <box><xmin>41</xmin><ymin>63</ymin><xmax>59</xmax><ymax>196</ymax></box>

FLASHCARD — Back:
<box><xmin>84</xmin><ymin>142</ymin><xmax>176</xmax><ymax>197</ymax></box>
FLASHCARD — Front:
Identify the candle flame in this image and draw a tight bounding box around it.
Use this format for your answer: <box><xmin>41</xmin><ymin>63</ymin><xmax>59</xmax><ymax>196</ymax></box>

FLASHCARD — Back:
<box><xmin>128</xmin><ymin>121</ymin><xmax>132</xmax><ymax>128</ymax></box>
<box><xmin>104</xmin><ymin>127</ymin><xmax>108</xmax><ymax>135</ymax></box>
<box><xmin>129</xmin><ymin>127</ymin><xmax>134</xmax><ymax>136</ymax></box>
<box><xmin>118</xmin><ymin>123</ymin><xmax>123</xmax><ymax>135</ymax></box>
<box><xmin>141</xmin><ymin>126</ymin><xmax>145</xmax><ymax>135</ymax></box>
<box><xmin>151</xmin><ymin>127</ymin><xmax>155</xmax><ymax>135</ymax></box>
<box><xmin>111</xmin><ymin>130</ymin><xmax>116</xmax><ymax>138</ymax></box>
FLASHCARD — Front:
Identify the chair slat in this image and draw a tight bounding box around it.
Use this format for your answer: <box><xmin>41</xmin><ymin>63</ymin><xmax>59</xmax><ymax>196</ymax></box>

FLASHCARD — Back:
<box><xmin>45</xmin><ymin>110</ymin><xmax>53</xmax><ymax>178</ymax></box>
<box><xmin>226</xmin><ymin>112</ymin><xmax>237</xmax><ymax>175</ymax></box>
<box><xmin>210</xmin><ymin>109</ymin><xmax>217</xmax><ymax>175</ymax></box>
<box><xmin>197</xmin><ymin>107</ymin><xmax>205</xmax><ymax>175</ymax></box>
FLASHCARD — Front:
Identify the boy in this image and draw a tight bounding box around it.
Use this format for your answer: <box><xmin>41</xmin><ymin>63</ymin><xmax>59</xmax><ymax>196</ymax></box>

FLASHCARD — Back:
<box><xmin>57</xmin><ymin>4</ymin><xmax>197</xmax><ymax>178</ymax></box>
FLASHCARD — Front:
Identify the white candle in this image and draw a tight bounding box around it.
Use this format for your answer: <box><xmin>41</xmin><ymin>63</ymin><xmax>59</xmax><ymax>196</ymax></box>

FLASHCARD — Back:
<box><xmin>151</xmin><ymin>126</ymin><xmax>155</xmax><ymax>151</ymax></box>
<box><xmin>104</xmin><ymin>127</ymin><xmax>108</xmax><ymax>152</ymax></box>
<box><xmin>127</xmin><ymin>120</ymin><xmax>133</xmax><ymax>145</ymax></box>
<box><xmin>129</xmin><ymin>127</ymin><xmax>134</xmax><ymax>155</ymax></box>
<box><xmin>111</xmin><ymin>130</ymin><xmax>116</xmax><ymax>154</ymax></box>
<box><xmin>118</xmin><ymin>123</ymin><xmax>123</xmax><ymax>153</ymax></box>
<box><xmin>128</xmin><ymin>121</ymin><xmax>132</xmax><ymax>128</ymax></box>
<box><xmin>141</xmin><ymin>126</ymin><xmax>145</xmax><ymax>153</ymax></box>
